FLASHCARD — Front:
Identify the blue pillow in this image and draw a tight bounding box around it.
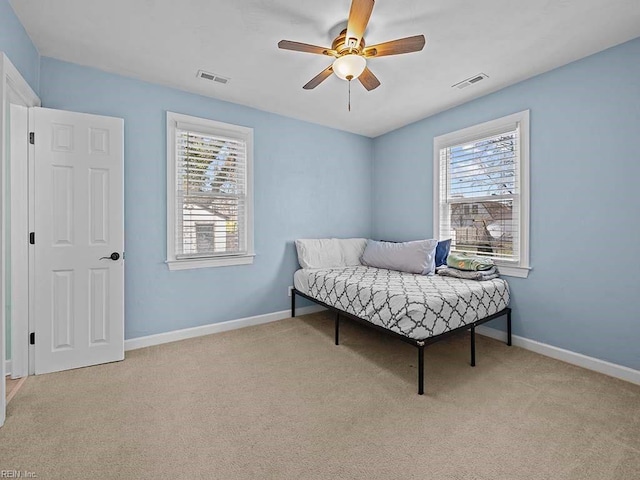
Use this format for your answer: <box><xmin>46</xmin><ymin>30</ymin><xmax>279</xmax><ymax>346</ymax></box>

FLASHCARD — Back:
<box><xmin>435</xmin><ymin>239</ymin><xmax>451</xmax><ymax>267</ymax></box>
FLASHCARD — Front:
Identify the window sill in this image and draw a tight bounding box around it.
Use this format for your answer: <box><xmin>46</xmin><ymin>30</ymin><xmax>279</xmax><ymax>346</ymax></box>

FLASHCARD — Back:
<box><xmin>166</xmin><ymin>254</ymin><xmax>255</xmax><ymax>271</ymax></box>
<box><xmin>496</xmin><ymin>264</ymin><xmax>531</xmax><ymax>279</ymax></box>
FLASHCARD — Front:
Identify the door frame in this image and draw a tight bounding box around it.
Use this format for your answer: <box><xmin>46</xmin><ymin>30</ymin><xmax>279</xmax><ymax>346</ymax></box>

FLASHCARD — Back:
<box><xmin>0</xmin><ymin>52</ymin><xmax>40</xmax><ymax>426</ymax></box>
<box><xmin>9</xmin><ymin>103</ymin><xmax>29</xmax><ymax>379</ymax></box>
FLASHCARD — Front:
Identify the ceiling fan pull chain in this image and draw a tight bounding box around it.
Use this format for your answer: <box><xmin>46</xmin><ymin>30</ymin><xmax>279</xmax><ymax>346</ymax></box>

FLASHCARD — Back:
<box><xmin>348</xmin><ymin>79</ymin><xmax>351</xmax><ymax>112</ymax></box>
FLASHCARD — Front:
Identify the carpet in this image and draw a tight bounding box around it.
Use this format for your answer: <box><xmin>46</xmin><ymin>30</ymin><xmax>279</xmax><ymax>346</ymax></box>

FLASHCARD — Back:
<box><xmin>1</xmin><ymin>312</ymin><xmax>638</xmax><ymax>479</ymax></box>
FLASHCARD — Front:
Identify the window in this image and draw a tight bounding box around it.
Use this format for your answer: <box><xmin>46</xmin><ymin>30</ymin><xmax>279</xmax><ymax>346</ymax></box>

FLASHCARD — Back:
<box><xmin>166</xmin><ymin>112</ymin><xmax>254</xmax><ymax>270</ymax></box>
<box><xmin>433</xmin><ymin>110</ymin><xmax>530</xmax><ymax>278</ymax></box>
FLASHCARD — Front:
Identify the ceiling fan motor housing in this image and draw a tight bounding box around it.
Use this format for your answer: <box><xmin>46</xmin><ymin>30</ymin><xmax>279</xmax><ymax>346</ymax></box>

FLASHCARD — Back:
<box><xmin>332</xmin><ymin>29</ymin><xmax>366</xmax><ymax>55</ymax></box>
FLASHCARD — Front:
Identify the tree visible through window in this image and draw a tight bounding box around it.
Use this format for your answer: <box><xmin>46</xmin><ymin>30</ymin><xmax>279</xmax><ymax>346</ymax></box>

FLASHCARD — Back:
<box><xmin>167</xmin><ymin>112</ymin><xmax>254</xmax><ymax>270</ymax></box>
<box><xmin>434</xmin><ymin>111</ymin><xmax>530</xmax><ymax>277</ymax></box>
<box><xmin>446</xmin><ymin>132</ymin><xmax>517</xmax><ymax>259</ymax></box>
<box><xmin>177</xmin><ymin>129</ymin><xmax>243</xmax><ymax>257</ymax></box>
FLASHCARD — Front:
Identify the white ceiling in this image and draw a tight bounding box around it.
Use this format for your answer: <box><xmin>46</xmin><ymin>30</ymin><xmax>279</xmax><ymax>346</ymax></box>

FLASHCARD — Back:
<box><xmin>10</xmin><ymin>0</ymin><xmax>640</xmax><ymax>137</ymax></box>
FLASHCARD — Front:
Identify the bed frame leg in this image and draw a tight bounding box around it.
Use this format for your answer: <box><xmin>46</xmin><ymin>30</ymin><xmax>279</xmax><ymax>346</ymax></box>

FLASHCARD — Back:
<box><xmin>470</xmin><ymin>326</ymin><xmax>476</xmax><ymax>367</ymax></box>
<box><xmin>418</xmin><ymin>344</ymin><xmax>425</xmax><ymax>395</ymax></box>
<box><xmin>507</xmin><ymin>308</ymin><xmax>512</xmax><ymax>346</ymax></box>
<box><xmin>291</xmin><ymin>289</ymin><xmax>296</xmax><ymax>318</ymax></box>
<box><xmin>335</xmin><ymin>313</ymin><xmax>340</xmax><ymax>345</ymax></box>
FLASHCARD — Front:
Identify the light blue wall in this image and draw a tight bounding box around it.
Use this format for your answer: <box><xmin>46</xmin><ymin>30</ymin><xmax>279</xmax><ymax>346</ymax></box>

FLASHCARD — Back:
<box><xmin>39</xmin><ymin>57</ymin><xmax>373</xmax><ymax>339</ymax></box>
<box><xmin>372</xmin><ymin>37</ymin><xmax>640</xmax><ymax>370</ymax></box>
<box><xmin>0</xmin><ymin>0</ymin><xmax>39</xmax><ymax>93</ymax></box>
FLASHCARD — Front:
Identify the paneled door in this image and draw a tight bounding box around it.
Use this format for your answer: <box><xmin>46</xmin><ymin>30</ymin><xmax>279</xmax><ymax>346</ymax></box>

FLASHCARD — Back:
<box><xmin>33</xmin><ymin>107</ymin><xmax>124</xmax><ymax>374</ymax></box>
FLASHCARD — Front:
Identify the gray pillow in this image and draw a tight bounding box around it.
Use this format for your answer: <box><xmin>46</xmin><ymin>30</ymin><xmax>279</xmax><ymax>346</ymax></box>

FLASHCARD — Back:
<box><xmin>360</xmin><ymin>239</ymin><xmax>439</xmax><ymax>275</ymax></box>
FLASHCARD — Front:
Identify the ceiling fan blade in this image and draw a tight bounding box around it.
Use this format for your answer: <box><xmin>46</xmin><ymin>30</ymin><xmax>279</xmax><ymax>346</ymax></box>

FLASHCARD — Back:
<box><xmin>278</xmin><ymin>40</ymin><xmax>336</xmax><ymax>56</ymax></box>
<box><xmin>303</xmin><ymin>65</ymin><xmax>334</xmax><ymax>90</ymax></box>
<box><xmin>363</xmin><ymin>35</ymin><xmax>426</xmax><ymax>57</ymax></box>
<box><xmin>358</xmin><ymin>67</ymin><xmax>380</xmax><ymax>91</ymax></box>
<box><xmin>346</xmin><ymin>0</ymin><xmax>375</xmax><ymax>49</ymax></box>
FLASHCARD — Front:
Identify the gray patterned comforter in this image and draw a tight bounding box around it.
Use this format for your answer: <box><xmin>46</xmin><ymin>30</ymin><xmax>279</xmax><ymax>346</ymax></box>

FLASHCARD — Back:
<box><xmin>304</xmin><ymin>266</ymin><xmax>510</xmax><ymax>341</ymax></box>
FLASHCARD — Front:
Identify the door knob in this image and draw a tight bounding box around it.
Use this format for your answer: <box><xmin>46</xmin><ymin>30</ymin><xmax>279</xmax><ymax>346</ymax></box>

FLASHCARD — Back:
<box><xmin>100</xmin><ymin>252</ymin><xmax>120</xmax><ymax>261</ymax></box>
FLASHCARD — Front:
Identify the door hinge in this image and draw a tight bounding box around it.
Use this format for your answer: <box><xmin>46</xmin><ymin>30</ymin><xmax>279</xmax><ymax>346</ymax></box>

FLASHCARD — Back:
<box><xmin>30</xmin><ymin>332</ymin><xmax>35</xmax><ymax>345</ymax></box>
<box><xmin>29</xmin><ymin>132</ymin><xmax>35</xmax><ymax>144</ymax></box>
<box><xmin>29</xmin><ymin>232</ymin><xmax>35</xmax><ymax>245</ymax></box>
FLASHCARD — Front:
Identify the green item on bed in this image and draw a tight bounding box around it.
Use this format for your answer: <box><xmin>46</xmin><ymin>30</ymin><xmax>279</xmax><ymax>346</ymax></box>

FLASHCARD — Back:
<box><xmin>446</xmin><ymin>252</ymin><xmax>495</xmax><ymax>271</ymax></box>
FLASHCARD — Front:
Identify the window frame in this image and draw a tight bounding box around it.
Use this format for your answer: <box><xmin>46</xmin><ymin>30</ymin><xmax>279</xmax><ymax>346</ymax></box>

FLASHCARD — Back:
<box><xmin>433</xmin><ymin>110</ymin><xmax>530</xmax><ymax>278</ymax></box>
<box><xmin>166</xmin><ymin>111</ymin><xmax>254</xmax><ymax>271</ymax></box>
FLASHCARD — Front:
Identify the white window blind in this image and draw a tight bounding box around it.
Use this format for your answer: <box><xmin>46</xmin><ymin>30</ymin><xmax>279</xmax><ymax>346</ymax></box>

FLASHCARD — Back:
<box><xmin>438</xmin><ymin>122</ymin><xmax>522</xmax><ymax>263</ymax></box>
<box><xmin>167</xmin><ymin>112</ymin><xmax>254</xmax><ymax>270</ymax></box>
<box><xmin>175</xmin><ymin>127</ymin><xmax>247</xmax><ymax>258</ymax></box>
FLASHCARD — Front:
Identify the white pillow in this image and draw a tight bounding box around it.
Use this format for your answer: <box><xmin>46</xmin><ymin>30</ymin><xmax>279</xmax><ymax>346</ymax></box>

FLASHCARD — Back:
<box><xmin>360</xmin><ymin>239</ymin><xmax>439</xmax><ymax>275</ymax></box>
<box><xmin>338</xmin><ymin>238</ymin><xmax>367</xmax><ymax>266</ymax></box>
<box><xmin>295</xmin><ymin>239</ymin><xmax>342</xmax><ymax>269</ymax></box>
<box><xmin>295</xmin><ymin>238</ymin><xmax>368</xmax><ymax>269</ymax></box>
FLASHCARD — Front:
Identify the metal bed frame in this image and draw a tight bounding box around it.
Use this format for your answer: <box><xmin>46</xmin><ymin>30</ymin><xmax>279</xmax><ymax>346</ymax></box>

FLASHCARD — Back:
<box><xmin>291</xmin><ymin>288</ymin><xmax>511</xmax><ymax>395</ymax></box>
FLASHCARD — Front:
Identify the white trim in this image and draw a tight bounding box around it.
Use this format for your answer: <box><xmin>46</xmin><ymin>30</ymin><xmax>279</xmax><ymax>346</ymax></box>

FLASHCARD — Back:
<box><xmin>122</xmin><ymin>305</ymin><xmax>640</xmax><ymax>386</ymax></box>
<box><xmin>433</xmin><ymin>110</ymin><xmax>530</xmax><ymax>278</ymax></box>
<box><xmin>519</xmin><ymin>111</ymin><xmax>531</xmax><ymax>275</ymax></box>
<box><xmin>496</xmin><ymin>265</ymin><xmax>530</xmax><ymax>279</ymax></box>
<box><xmin>0</xmin><ymin>52</ymin><xmax>41</xmax><ymax>427</ymax></box>
<box><xmin>27</xmin><ymin>107</ymin><xmax>36</xmax><ymax>376</ymax></box>
<box><xmin>4</xmin><ymin>360</ymin><xmax>11</xmax><ymax>376</ymax></box>
<box><xmin>476</xmin><ymin>325</ymin><xmax>640</xmax><ymax>386</ymax></box>
<box><xmin>166</xmin><ymin>253</ymin><xmax>255</xmax><ymax>271</ymax></box>
<box><xmin>9</xmin><ymin>104</ymin><xmax>29</xmax><ymax>379</ymax></box>
<box><xmin>124</xmin><ymin>305</ymin><xmax>325</xmax><ymax>351</ymax></box>
<box><xmin>1</xmin><ymin>54</ymin><xmax>39</xmax><ymax>108</ymax></box>
<box><xmin>166</xmin><ymin>111</ymin><xmax>254</xmax><ymax>271</ymax></box>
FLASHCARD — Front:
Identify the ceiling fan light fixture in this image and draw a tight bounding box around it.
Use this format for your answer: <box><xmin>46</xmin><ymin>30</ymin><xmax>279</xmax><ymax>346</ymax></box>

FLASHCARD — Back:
<box><xmin>332</xmin><ymin>54</ymin><xmax>366</xmax><ymax>81</ymax></box>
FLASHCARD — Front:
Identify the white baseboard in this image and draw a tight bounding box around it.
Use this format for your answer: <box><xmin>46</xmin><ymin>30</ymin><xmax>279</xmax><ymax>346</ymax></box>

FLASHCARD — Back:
<box><xmin>476</xmin><ymin>325</ymin><xmax>640</xmax><ymax>386</ymax></box>
<box><xmin>123</xmin><ymin>307</ymin><xmax>639</xmax><ymax>387</ymax></box>
<box><xmin>125</xmin><ymin>305</ymin><xmax>326</xmax><ymax>352</ymax></box>
<box><xmin>4</xmin><ymin>360</ymin><xmax>11</xmax><ymax>376</ymax></box>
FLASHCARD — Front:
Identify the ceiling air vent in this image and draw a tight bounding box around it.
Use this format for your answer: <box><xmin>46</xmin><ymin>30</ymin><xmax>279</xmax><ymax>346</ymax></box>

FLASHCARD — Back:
<box><xmin>197</xmin><ymin>70</ymin><xmax>230</xmax><ymax>85</ymax></box>
<box><xmin>452</xmin><ymin>73</ymin><xmax>488</xmax><ymax>90</ymax></box>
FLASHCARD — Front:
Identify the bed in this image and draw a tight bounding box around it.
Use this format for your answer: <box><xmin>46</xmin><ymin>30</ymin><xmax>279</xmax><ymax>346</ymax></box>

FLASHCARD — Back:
<box><xmin>292</xmin><ymin>264</ymin><xmax>511</xmax><ymax>394</ymax></box>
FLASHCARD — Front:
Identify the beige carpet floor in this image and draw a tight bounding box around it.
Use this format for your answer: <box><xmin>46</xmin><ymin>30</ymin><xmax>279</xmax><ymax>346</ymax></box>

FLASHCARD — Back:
<box><xmin>1</xmin><ymin>311</ymin><xmax>639</xmax><ymax>479</ymax></box>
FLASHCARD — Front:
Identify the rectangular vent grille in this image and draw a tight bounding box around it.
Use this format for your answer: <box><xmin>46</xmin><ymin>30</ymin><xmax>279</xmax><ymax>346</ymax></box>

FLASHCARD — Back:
<box><xmin>197</xmin><ymin>70</ymin><xmax>230</xmax><ymax>85</ymax></box>
<box><xmin>452</xmin><ymin>73</ymin><xmax>488</xmax><ymax>90</ymax></box>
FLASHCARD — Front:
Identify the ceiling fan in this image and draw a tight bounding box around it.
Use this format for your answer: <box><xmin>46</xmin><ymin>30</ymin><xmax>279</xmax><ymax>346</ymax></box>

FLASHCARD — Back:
<box><xmin>278</xmin><ymin>0</ymin><xmax>426</xmax><ymax>92</ymax></box>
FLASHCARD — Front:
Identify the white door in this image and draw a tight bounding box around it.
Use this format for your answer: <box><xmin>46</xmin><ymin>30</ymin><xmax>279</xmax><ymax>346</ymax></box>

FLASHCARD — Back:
<box><xmin>33</xmin><ymin>107</ymin><xmax>124</xmax><ymax>375</ymax></box>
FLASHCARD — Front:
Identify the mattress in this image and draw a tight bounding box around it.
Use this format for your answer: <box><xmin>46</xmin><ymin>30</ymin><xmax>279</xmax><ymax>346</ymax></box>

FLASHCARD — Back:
<box><xmin>294</xmin><ymin>266</ymin><xmax>510</xmax><ymax>341</ymax></box>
